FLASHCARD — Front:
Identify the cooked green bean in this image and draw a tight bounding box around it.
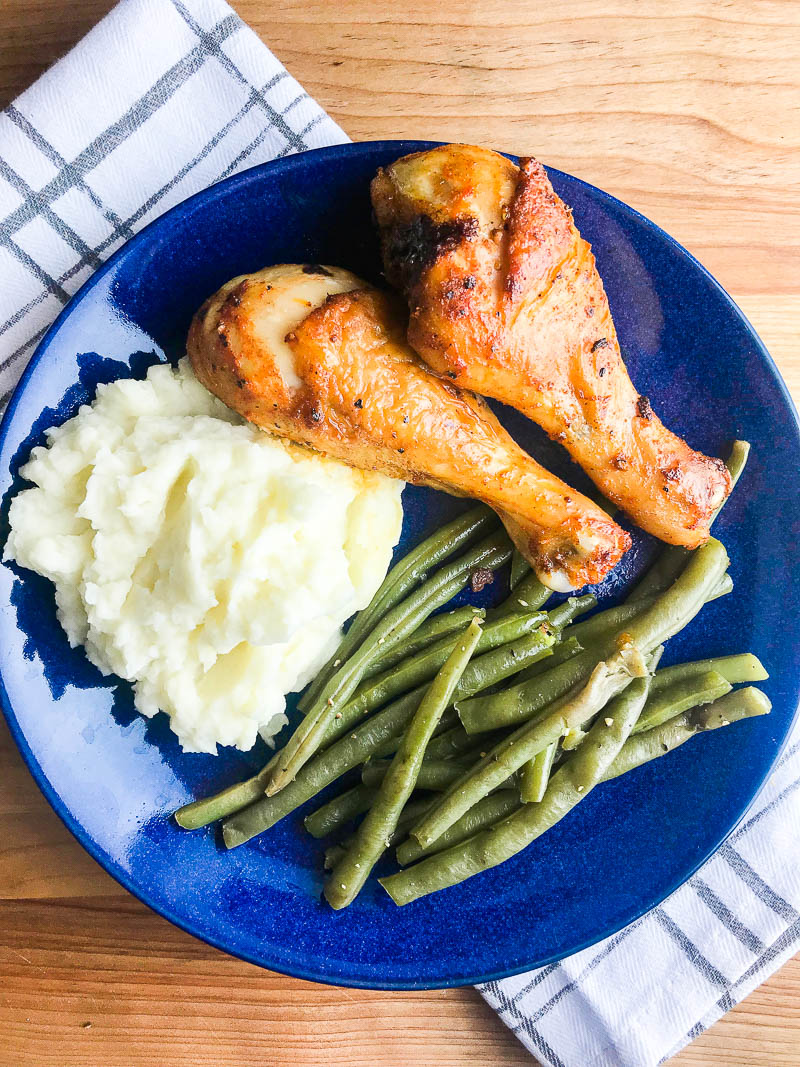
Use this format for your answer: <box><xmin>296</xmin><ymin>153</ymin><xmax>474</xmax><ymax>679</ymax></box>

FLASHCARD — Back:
<box><xmin>299</xmin><ymin>505</ymin><xmax>496</xmax><ymax>712</ymax></box>
<box><xmin>567</xmin><ymin>571</ymin><xmax>728</xmax><ymax>653</ymax></box>
<box><xmin>633</xmin><ymin>669</ymin><xmax>731</xmax><ymax>735</ymax></box>
<box><xmin>651</xmin><ymin>653</ymin><xmax>767</xmax><ymax>695</ymax></box>
<box><xmin>630</xmin><ymin>653</ymin><xmax>767</xmax><ymax>738</ymax></box>
<box><xmin>304</xmin><ymin>784</ymin><xmax>378</xmax><ymax>839</ymax></box>
<box><xmin>329</xmin><ymin>795</ymin><xmax>436</xmax><ymax>865</ymax></box>
<box><xmin>516</xmin><ymin>636</ymin><xmax>582</xmax><ymax>684</ymax></box>
<box><xmin>366</xmin><ymin>607</ymin><xmax>485</xmax><ymax>676</ymax></box>
<box><xmin>324</xmin><ymin>844</ymin><xmax>347</xmax><ymax>870</ymax></box>
<box><xmin>382</xmin><ymin>654</ymin><xmax>657</xmax><ymax>905</ymax></box>
<box><xmin>456</xmin><ymin>626</ymin><xmax>557</xmax><ymax>694</ymax></box>
<box><xmin>546</xmin><ymin>594</ymin><xmax>597</xmax><ymax>629</ymax></box>
<box><xmin>507</xmin><ymin>580</ymin><xmax>726</xmax><ymax>716</ymax></box>
<box><xmin>325</xmin><ymin>619</ymin><xmax>483</xmax><ymax>908</ymax></box>
<box><xmin>510</xmin><ymin>549</ymin><xmax>531</xmax><ymax>589</ymax></box>
<box><xmin>334</xmin><ymin>601</ymin><xmax>568</xmax><ymax>753</ymax></box>
<box><xmin>628</xmin><ymin>441</ymin><xmax>749</xmax><ymax>602</ymax></box>
<box><xmin>568</xmin><ymin>597</ymin><xmax>656</xmax><ymax>648</ymax></box>
<box><xmin>316</xmin><ymin>617</ymin><xmax>556</xmax><ymax>756</ymax></box>
<box><xmin>602</xmin><ymin>686</ymin><xmax>771</xmax><ymax>781</ymax></box>
<box><xmin>590</xmin><ymin>493</ymin><xmax>619</xmax><ymax>518</ymax></box>
<box><xmin>425</xmin><ymin>724</ymin><xmax>481</xmax><ymax>761</ymax></box>
<box><xmin>396</xmin><ymin>789</ymin><xmax>520</xmax><ymax>866</ymax></box>
<box><xmin>457</xmin><ymin>646</ymin><xmax>602</xmax><ymax>736</ymax></box>
<box><xmin>223</xmin><ymin>608</ymin><xmax>546</xmax><ymax>846</ymax></box>
<box><xmin>458</xmin><ymin>538</ymin><xmax>728</xmax><ymax>734</ymax></box>
<box><xmin>425</xmin><ymin>724</ymin><xmax>504</xmax><ymax>761</ymax></box>
<box><xmin>561</xmin><ymin>633</ymin><xmax>667</xmax><ymax>753</ymax></box>
<box><xmin>223</xmin><ymin>691</ymin><xmax>442</xmax><ymax>847</ymax></box>
<box><xmin>268</xmin><ymin>531</ymin><xmax>512</xmax><ymax>793</ymax></box>
<box><xmin>362</xmin><ymin>757</ymin><xmax>469</xmax><ymax>791</ymax></box>
<box><xmin>491</xmin><ymin>569</ymin><xmax>552</xmax><ymax>617</ymax></box>
<box><xmin>520</xmin><ymin>743</ymin><xmax>557</xmax><ymax>803</ymax></box>
<box><xmin>337</xmin><ymin>608</ymin><xmax>548</xmax><ymax>730</ymax></box>
<box><xmin>708</xmin><ymin>572</ymin><xmax>733</xmax><ymax>602</ymax></box>
<box><xmin>529</xmin><ymin>641</ymin><xmax>658</xmax><ymax>765</ymax></box>
<box><xmin>174</xmin><ymin>762</ymin><xmax>274</xmax><ymax>830</ymax></box>
<box><xmin>411</xmin><ymin>641</ymin><xmax>647</xmax><ymax>848</ymax></box>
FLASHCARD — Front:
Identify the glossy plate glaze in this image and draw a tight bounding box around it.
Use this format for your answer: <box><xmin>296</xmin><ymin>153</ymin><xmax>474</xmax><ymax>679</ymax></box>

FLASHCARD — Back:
<box><xmin>1</xmin><ymin>141</ymin><xmax>799</xmax><ymax>990</ymax></box>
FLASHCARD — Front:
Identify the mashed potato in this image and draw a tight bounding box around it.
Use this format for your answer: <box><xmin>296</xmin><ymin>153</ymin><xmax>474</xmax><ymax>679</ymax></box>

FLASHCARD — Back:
<box><xmin>4</xmin><ymin>359</ymin><xmax>403</xmax><ymax>753</ymax></box>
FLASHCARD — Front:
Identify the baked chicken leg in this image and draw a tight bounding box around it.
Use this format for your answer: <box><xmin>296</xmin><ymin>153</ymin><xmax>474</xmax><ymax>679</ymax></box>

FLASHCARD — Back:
<box><xmin>371</xmin><ymin>144</ymin><xmax>731</xmax><ymax>548</ymax></box>
<box><xmin>188</xmin><ymin>264</ymin><xmax>630</xmax><ymax>590</ymax></box>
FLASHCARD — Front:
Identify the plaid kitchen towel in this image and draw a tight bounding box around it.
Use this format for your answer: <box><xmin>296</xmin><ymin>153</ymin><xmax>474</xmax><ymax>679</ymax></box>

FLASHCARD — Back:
<box><xmin>0</xmin><ymin>0</ymin><xmax>345</xmax><ymax>406</ymax></box>
<box><xmin>1</xmin><ymin>1</ymin><xmax>798</xmax><ymax>1063</ymax></box>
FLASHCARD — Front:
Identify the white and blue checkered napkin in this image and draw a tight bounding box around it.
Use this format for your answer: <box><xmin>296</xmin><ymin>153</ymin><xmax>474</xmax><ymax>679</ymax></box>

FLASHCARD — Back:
<box><xmin>1</xmin><ymin>1</ymin><xmax>798</xmax><ymax>1062</ymax></box>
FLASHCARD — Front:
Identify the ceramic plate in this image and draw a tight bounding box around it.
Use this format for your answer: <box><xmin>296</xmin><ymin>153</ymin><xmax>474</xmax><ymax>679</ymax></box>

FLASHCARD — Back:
<box><xmin>1</xmin><ymin>141</ymin><xmax>799</xmax><ymax>989</ymax></box>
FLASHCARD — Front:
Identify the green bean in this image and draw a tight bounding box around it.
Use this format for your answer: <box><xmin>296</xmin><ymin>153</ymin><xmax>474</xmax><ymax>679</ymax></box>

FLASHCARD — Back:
<box><xmin>560</xmin><ymin>642</ymin><xmax>667</xmax><ymax>751</ymax></box>
<box><xmin>515</xmin><ymin>636</ymin><xmax>582</xmax><ymax>684</ymax></box>
<box><xmin>411</xmin><ymin>641</ymin><xmax>647</xmax><ymax>848</ymax></box>
<box><xmin>223</xmin><ymin>620</ymin><xmax>556</xmax><ymax>847</ymax></box>
<box><xmin>425</xmin><ymin>724</ymin><xmax>480</xmax><ymax>760</ymax></box>
<box><xmin>510</xmin><ymin>549</ymin><xmax>531</xmax><ymax>589</ymax></box>
<box><xmin>458</xmin><ymin>538</ymin><xmax>728</xmax><ymax>734</ymax></box>
<box><xmin>317</xmin><ymin>616</ymin><xmax>556</xmax><ymax>754</ymax></box>
<box><xmin>651</xmin><ymin>653</ymin><xmax>768</xmax><ymax>695</ymax></box>
<box><xmin>628</xmin><ymin>441</ymin><xmax>749</xmax><ymax>602</ymax></box>
<box><xmin>366</xmin><ymin>607</ymin><xmax>485</xmax><ymax>676</ymax></box>
<box><xmin>712</xmin><ymin>572</ymin><xmax>734</xmax><ymax>602</ymax></box>
<box><xmin>337</xmin><ymin>608</ymin><xmax>548</xmax><ymax>730</ymax></box>
<box><xmin>629</xmin><ymin>652</ymin><xmax>766</xmax><ymax>738</ymax></box>
<box><xmin>299</xmin><ymin>505</ymin><xmax>496</xmax><ymax>712</ymax></box>
<box><xmin>223</xmin><ymin>692</ymin><xmax>443</xmax><ymax>847</ymax></box>
<box><xmin>179</xmin><ymin>614</ymin><xmax>529</xmax><ymax>836</ymax></box>
<box><xmin>362</xmin><ymin>757</ymin><xmax>470</xmax><ymax>791</ymax></box>
<box><xmin>330</xmin><ymin>795</ymin><xmax>436</xmax><ymax>865</ymax></box>
<box><xmin>568</xmin><ymin>597</ymin><xmax>656</xmax><ymax>648</ymax></box>
<box><xmin>268</xmin><ymin>531</ymin><xmax>512</xmax><ymax>793</ymax></box>
<box><xmin>304</xmin><ymin>784</ymin><xmax>378</xmax><ymax>839</ymax></box>
<box><xmin>396</xmin><ymin>789</ymin><xmax>520</xmax><ymax>866</ymax></box>
<box><xmin>491</xmin><ymin>569</ymin><xmax>552</xmax><ymax>617</ymax></box>
<box><xmin>715</xmin><ymin>440</ymin><xmax>750</xmax><ymax>510</ymax></box>
<box><xmin>174</xmin><ymin>762</ymin><xmax>274</xmax><ymax>830</ymax></box>
<box><xmin>425</xmin><ymin>724</ymin><xmax>504</xmax><ymax>761</ymax></box>
<box><xmin>456</xmin><ymin>626</ymin><xmax>557</xmax><ymax>694</ymax></box>
<box><xmin>633</xmin><ymin>670</ymin><xmax>731</xmax><ymax>735</ymax></box>
<box><xmin>546</xmin><ymin>594</ymin><xmax>597</xmax><ymax>629</ymax></box>
<box><xmin>324</xmin><ymin>844</ymin><xmax>347</xmax><ymax>870</ymax></box>
<box><xmin>602</xmin><ymin>686</ymin><xmax>771</xmax><ymax>781</ymax></box>
<box><xmin>519</xmin><ymin>743</ymin><xmax>557</xmax><ymax>803</ymax></box>
<box><xmin>567</xmin><ymin>571</ymin><xmax>728</xmax><ymax>653</ymax></box>
<box><xmin>458</xmin><ymin>647</ymin><xmax>600</xmax><ymax>735</ymax></box>
<box><xmin>560</xmin><ymin>633</ymin><xmax>667</xmax><ymax>753</ymax></box>
<box><xmin>382</xmin><ymin>653</ymin><xmax>657</xmax><ymax>905</ymax></box>
<box><xmin>324</xmin><ymin>619</ymin><xmax>483</xmax><ymax>908</ymax></box>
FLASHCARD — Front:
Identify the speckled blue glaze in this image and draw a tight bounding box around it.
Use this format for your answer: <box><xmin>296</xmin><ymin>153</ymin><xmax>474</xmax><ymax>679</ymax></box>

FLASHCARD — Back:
<box><xmin>1</xmin><ymin>141</ymin><xmax>799</xmax><ymax>990</ymax></box>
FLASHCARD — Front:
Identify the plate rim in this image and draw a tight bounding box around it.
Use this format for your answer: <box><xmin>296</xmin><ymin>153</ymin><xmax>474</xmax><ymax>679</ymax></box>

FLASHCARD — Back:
<box><xmin>1</xmin><ymin>138</ymin><xmax>799</xmax><ymax>990</ymax></box>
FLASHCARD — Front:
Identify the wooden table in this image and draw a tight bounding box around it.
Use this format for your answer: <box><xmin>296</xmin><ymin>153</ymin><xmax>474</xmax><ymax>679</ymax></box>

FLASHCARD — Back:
<box><xmin>1</xmin><ymin>1</ymin><xmax>799</xmax><ymax>1063</ymax></box>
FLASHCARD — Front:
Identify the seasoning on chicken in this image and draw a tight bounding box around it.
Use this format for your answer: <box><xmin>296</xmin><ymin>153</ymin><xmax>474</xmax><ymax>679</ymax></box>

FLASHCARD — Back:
<box><xmin>188</xmin><ymin>263</ymin><xmax>630</xmax><ymax>591</ymax></box>
<box><xmin>371</xmin><ymin>143</ymin><xmax>731</xmax><ymax>547</ymax></box>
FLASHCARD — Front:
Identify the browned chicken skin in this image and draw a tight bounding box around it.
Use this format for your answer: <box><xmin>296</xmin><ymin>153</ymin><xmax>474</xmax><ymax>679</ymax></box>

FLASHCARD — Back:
<box><xmin>371</xmin><ymin>144</ymin><xmax>731</xmax><ymax>548</ymax></box>
<box><xmin>188</xmin><ymin>264</ymin><xmax>630</xmax><ymax>591</ymax></box>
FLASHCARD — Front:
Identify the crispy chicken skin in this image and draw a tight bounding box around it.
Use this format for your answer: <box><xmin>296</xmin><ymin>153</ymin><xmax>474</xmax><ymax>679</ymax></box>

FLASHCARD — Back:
<box><xmin>371</xmin><ymin>144</ymin><xmax>731</xmax><ymax>548</ymax></box>
<box><xmin>188</xmin><ymin>264</ymin><xmax>630</xmax><ymax>591</ymax></box>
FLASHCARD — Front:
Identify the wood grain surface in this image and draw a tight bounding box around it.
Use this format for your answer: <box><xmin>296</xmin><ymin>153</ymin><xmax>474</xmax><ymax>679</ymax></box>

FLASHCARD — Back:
<box><xmin>1</xmin><ymin>1</ymin><xmax>799</xmax><ymax>1065</ymax></box>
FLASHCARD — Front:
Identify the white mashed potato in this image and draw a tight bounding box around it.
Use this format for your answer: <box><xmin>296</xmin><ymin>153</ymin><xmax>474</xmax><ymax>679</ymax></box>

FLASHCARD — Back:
<box><xmin>4</xmin><ymin>359</ymin><xmax>403</xmax><ymax>753</ymax></box>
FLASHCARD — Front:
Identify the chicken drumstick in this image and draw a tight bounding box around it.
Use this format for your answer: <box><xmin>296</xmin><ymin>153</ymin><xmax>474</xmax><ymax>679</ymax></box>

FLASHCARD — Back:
<box><xmin>188</xmin><ymin>264</ymin><xmax>630</xmax><ymax>590</ymax></box>
<box><xmin>371</xmin><ymin>144</ymin><xmax>730</xmax><ymax>548</ymax></box>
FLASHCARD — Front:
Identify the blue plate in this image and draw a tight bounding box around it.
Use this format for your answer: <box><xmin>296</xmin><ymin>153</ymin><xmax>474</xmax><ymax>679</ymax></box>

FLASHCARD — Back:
<box><xmin>1</xmin><ymin>141</ymin><xmax>799</xmax><ymax>990</ymax></box>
